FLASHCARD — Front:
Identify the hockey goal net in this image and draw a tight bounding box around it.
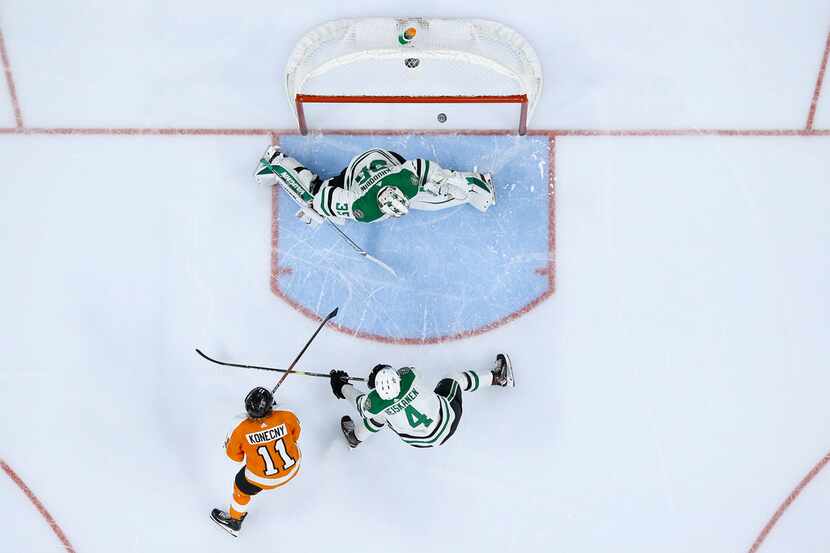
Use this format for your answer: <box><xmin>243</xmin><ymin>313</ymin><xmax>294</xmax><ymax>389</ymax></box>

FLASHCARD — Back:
<box><xmin>285</xmin><ymin>18</ymin><xmax>543</xmax><ymax>134</ymax></box>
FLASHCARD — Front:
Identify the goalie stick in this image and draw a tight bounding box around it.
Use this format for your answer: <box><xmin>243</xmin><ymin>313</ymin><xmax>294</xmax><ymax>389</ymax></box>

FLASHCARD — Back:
<box><xmin>194</xmin><ymin>349</ymin><xmax>366</xmax><ymax>382</ymax></box>
<box><xmin>326</xmin><ymin>220</ymin><xmax>398</xmax><ymax>278</ymax></box>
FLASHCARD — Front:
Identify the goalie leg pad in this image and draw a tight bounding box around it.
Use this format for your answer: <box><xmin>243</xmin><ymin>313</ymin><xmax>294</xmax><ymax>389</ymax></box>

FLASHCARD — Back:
<box><xmin>253</xmin><ymin>146</ymin><xmax>320</xmax><ymax>207</ymax></box>
<box><xmin>421</xmin><ymin>163</ymin><xmax>495</xmax><ymax>213</ymax></box>
<box><xmin>465</xmin><ymin>172</ymin><xmax>495</xmax><ymax>212</ymax></box>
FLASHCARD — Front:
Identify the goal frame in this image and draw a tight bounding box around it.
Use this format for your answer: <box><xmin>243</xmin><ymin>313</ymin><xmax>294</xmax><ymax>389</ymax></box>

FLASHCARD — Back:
<box><xmin>294</xmin><ymin>94</ymin><xmax>530</xmax><ymax>135</ymax></box>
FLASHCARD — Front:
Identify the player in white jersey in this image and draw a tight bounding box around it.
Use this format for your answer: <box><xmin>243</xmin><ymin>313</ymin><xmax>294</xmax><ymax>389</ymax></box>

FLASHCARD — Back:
<box><xmin>328</xmin><ymin>355</ymin><xmax>514</xmax><ymax>448</ymax></box>
<box><xmin>253</xmin><ymin>145</ymin><xmax>495</xmax><ymax>225</ymax></box>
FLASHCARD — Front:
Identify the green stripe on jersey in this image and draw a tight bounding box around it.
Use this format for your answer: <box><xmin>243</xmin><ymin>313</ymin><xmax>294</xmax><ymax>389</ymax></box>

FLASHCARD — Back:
<box><xmin>447</xmin><ymin>381</ymin><xmax>458</xmax><ymax>402</ymax></box>
<box><xmin>363</xmin><ymin>418</ymin><xmax>380</xmax><ymax>433</ymax></box>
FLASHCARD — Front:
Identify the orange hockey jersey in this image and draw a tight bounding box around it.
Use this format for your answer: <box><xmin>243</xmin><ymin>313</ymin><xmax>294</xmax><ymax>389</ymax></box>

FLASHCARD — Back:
<box><xmin>225</xmin><ymin>409</ymin><xmax>301</xmax><ymax>489</ymax></box>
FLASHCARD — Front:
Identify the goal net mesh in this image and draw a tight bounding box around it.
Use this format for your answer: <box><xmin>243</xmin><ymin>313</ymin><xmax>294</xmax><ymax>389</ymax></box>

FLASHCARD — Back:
<box><xmin>285</xmin><ymin>18</ymin><xmax>543</xmax><ymax>132</ymax></box>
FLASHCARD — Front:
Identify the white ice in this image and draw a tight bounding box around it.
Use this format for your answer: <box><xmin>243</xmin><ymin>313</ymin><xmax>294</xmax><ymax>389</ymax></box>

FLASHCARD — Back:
<box><xmin>1</xmin><ymin>1</ymin><xmax>829</xmax><ymax>553</ymax></box>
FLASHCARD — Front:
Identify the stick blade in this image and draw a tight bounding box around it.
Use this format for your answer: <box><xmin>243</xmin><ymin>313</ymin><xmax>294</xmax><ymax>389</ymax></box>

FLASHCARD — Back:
<box><xmin>326</xmin><ymin>307</ymin><xmax>339</xmax><ymax>319</ymax></box>
<box><xmin>365</xmin><ymin>253</ymin><xmax>398</xmax><ymax>278</ymax></box>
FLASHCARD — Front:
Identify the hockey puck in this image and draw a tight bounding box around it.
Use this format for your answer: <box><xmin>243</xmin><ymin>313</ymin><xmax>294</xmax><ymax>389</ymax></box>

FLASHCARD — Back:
<box><xmin>404</xmin><ymin>58</ymin><xmax>420</xmax><ymax>69</ymax></box>
<box><xmin>437</xmin><ymin>113</ymin><xmax>447</xmax><ymax>123</ymax></box>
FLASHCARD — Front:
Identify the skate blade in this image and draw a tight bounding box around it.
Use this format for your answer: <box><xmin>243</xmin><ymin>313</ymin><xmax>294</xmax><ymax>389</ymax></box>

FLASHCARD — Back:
<box><xmin>210</xmin><ymin>514</ymin><xmax>239</xmax><ymax>538</ymax></box>
<box><xmin>500</xmin><ymin>353</ymin><xmax>515</xmax><ymax>388</ymax></box>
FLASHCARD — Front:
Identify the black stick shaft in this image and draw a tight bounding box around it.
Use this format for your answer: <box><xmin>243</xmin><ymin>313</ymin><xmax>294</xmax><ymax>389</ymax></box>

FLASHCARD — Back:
<box><xmin>194</xmin><ymin>348</ymin><xmax>365</xmax><ymax>381</ymax></box>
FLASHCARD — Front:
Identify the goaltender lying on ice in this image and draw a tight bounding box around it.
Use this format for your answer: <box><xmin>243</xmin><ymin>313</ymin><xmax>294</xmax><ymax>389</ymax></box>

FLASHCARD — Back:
<box><xmin>254</xmin><ymin>145</ymin><xmax>495</xmax><ymax>224</ymax></box>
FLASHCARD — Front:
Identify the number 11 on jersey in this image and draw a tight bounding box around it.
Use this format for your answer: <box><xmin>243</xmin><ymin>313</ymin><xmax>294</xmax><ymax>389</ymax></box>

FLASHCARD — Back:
<box><xmin>256</xmin><ymin>439</ymin><xmax>296</xmax><ymax>476</ymax></box>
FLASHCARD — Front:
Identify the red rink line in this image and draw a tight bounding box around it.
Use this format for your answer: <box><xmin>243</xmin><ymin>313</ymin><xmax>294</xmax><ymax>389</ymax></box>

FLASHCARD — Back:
<box><xmin>748</xmin><ymin>450</ymin><xmax>830</xmax><ymax>553</ymax></box>
<box><xmin>1</xmin><ymin>127</ymin><xmax>829</xmax><ymax>137</ymax></box>
<box><xmin>806</xmin><ymin>30</ymin><xmax>830</xmax><ymax>129</ymax></box>
<box><xmin>0</xmin><ymin>127</ymin><xmax>275</xmax><ymax>136</ymax></box>
<box><xmin>0</xmin><ymin>27</ymin><xmax>23</xmax><ymax>127</ymax></box>
<box><xmin>1</xmin><ymin>459</ymin><xmax>76</xmax><ymax>553</ymax></box>
<box><xmin>1</xmin><ymin>127</ymin><xmax>830</xmax><ymax>137</ymax></box>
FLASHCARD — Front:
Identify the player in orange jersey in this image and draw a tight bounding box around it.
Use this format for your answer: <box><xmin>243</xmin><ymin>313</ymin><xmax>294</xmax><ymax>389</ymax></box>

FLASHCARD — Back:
<box><xmin>211</xmin><ymin>387</ymin><xmax>301</xmax><ymax>537</ymax></box>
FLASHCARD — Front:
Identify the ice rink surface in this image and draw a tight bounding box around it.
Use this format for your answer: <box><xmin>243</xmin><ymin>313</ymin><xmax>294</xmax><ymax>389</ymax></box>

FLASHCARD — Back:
<box><xmin>1</xmin><ymin>1</ymin><xmax>829</xmax><ymax>552</ymax></box>
<box><xmin>274</xmin><ymin>133</ymin><xmax>553</xmax><ymax>342</ymax></box>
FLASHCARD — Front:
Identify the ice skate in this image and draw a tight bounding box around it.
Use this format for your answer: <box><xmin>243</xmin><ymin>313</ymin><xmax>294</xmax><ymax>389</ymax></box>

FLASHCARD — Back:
<box><xmin>492</xmin><ymin>353</ymin><xmax>514</xmax><ymax>388</ymax></box>
<box><xmin>340</xmin><ymin>415</ymin><xmax>361</xmax><ymax>448</ymax></box>
<box><xmin>210</xmin><ymin>508</ymin><xmax>246</xmax><ymax>537</ymax></box>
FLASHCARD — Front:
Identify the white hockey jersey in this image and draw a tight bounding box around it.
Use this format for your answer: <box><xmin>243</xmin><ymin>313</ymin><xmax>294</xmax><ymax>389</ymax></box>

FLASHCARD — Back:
<box><xmin>349</xmin><ymin>367</ymin><xmax>458</xmax><ymax>448</ymax></box>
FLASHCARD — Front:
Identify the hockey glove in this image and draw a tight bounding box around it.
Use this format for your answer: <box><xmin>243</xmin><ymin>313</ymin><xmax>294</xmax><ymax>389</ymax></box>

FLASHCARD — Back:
<box><xmin>329</xmin><ymin>370</ymin><xmax>350</xmax><ymax>399</ymax></box>
<box><xmin>377</xmin><ymin>186</ymin><xmax>410</xmax><ymax>218</ymax></box>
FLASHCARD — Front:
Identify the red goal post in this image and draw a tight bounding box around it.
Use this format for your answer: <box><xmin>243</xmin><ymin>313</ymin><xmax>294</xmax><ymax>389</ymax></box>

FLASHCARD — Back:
<box><xmin>285</xmin><ymin>18</ymin><xmax>542</xmax><ymax>135</ymax></box>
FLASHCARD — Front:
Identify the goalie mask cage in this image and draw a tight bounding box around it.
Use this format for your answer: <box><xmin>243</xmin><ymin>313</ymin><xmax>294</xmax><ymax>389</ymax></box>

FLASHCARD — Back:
<box><xmin>285</xmin><ymin>18</ymin><xmax>543</xmax><ymax>135</ymax></box>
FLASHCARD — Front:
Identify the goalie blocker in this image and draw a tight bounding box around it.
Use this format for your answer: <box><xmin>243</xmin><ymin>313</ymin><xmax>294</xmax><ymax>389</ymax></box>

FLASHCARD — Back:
<box><xmin>254</xmin><ymin>146</ymin><xmax>495</xmax><ymax>225</ymax></box>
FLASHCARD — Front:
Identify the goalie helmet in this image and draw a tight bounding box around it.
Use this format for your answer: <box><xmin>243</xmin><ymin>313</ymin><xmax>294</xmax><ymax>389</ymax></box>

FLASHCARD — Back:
<box><xmin>245</xmin><ymin>387</ymin><xmax>274</xmax><ymax>419</ymax></box>
<box><xmin>374</xmin><ymin>367</ymin><xmax>401</xmax><ymax>400</ymax></box>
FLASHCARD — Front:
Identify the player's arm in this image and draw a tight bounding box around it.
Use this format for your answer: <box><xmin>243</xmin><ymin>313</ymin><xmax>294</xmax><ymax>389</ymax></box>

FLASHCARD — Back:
<box><xmin>286</xmin><ymin>411</ymin><xmax>301</xmax><ymax>442</ymax></box>
<box><xmin>224</xmin><ymin>424</ymin><xmax>245</xmax><ymax>463</ymax></box>
<box><xmin>329</xmin><ymin>370</ymin><xmax>387</xmax><ymax>439</ymax></box>
<box><xmin>311</xmin><ymin>180</ymin><xmax>356</xmax><ymax>221</ymax></box>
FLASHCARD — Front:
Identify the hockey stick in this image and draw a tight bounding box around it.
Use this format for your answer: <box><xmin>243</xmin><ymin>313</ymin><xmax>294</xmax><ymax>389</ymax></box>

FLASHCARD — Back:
<box><xmin>271</xmin><ymin>306</ymin><xmax>340</xmax><ymax>392</ymax></box>
<box><xmin>194</xmin><ymin>349</ymin><xmax>366</xmax><ymax>382</ymax></box>
<box><xmin>326</xmin><ymin>220</ymin><xmax>398</xmax><ymax>278</ymax></box>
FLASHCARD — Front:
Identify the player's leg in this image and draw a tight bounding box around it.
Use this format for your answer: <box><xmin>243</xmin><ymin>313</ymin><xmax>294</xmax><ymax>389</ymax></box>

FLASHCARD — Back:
<box><xmin>210</xmin><ymin>468</ymin><xmax>263</xmax><ymax>537</ymax></box>
<box><xmin>253</xmin><ymin>146</ymin><xmax>329</xmax><ymax>225</ymax></box>
<box><xmin>340</xmin><ymin>415</ymin><xmax>363</xmax><ymax>448</ymax></box>
<box><xmin>413</xmin><ymin>160</ymin><xmax>496</xmax><ymax>213</ymax></box>
<box><xmin>254</xmin><ymin>146</ymin><xmax>321</xmax><ymax>195</ymax></box>
<box><xmin>331</xmin><ymin>370</ymin><xmax>386</xmax><ymax>448</ymax></box>
<box><xmin>454</xmin><ymin>353</ymin><xmax>515</xmax><ymax>391</ymax></box>
<box><xmin>409</xmin><ymin>190</ymin><xmax>469</xmax><ymax>211</ymax></box>
<box><xmin>433</xmin><ymin>378</ymin><xmax>463</xmax><ymax>445</ymax></box>
<box><xmin>230</xmin><ymin>468</ymin><xmax>262</xmax><ymax>519</ymax></box>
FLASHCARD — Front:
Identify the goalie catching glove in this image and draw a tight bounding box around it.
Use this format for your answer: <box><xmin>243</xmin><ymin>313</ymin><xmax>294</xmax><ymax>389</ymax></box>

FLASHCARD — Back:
<box><xmin>377</xmin><ymin>186</ymin><xmax>409</xmax><ymax>217</ymax></box>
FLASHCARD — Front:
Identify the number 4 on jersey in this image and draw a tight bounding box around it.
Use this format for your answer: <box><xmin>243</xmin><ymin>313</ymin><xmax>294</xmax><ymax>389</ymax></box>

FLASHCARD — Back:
<box><xmin>404</xmin><ymin>405</ymin><xmax>433</xmax><ymax>428</ymax></box>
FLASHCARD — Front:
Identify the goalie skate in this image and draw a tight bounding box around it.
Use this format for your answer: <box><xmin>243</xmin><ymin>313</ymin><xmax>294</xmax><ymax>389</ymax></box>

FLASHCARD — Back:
<box><xmin>492</xmin><ymin>353</ymin><xmax>514</xmax><ymax>388</ymax></box>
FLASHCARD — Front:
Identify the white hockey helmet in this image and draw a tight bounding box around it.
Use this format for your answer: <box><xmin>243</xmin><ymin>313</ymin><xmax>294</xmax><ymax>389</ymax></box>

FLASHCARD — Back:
<box><xmin>374</xmin><ymin>367</ymin><xmax>401</xmax><ymax>400</ymax></box>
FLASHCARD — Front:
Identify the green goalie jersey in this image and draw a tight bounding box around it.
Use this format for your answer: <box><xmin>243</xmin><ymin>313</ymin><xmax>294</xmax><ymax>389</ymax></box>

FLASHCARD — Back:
<box><xmin>351</xmin><ymin>367</ymin><xmax>458</xmax><ymax>447</ymax></box>
<box><xmin>311</xmin><ymin>148</ymin><xmax>439</xmax><ymax>223</ymax></box>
